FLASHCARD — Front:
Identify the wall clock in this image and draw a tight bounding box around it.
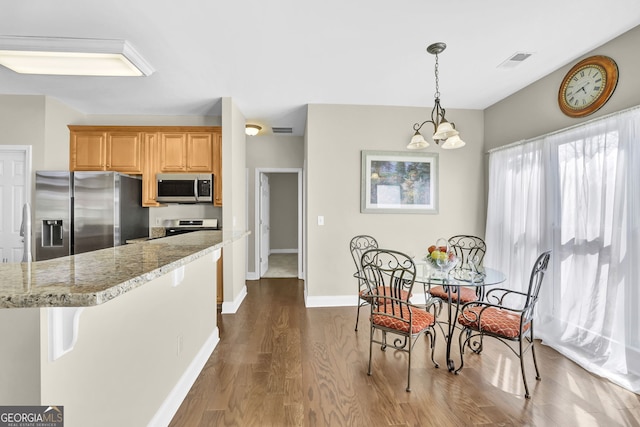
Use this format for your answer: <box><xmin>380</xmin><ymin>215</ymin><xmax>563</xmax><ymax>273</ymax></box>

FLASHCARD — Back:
<box><xmin>558</xmin><ymin>55</ymin><xmax>618</xmax><ymax>118</ymax></box>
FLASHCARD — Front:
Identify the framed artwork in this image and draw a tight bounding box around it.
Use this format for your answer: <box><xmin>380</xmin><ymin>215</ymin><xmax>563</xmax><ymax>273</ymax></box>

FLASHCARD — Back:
<box><xmin>360</xmin><ymin>150</ymin><xmax>438</xmax><ymax>214</ymax></box>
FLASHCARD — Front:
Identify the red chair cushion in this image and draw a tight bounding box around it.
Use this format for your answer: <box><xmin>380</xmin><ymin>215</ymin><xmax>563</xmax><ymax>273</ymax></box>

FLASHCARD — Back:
<box><xmin>371</xmin><ymin>304</ymin><xmax>435</xmax><ymax>334</ymax></box>
<box><xmin>457</xmin><ymin>306</ymin><xmax>529</xmax><ymax>339</ymax></box>
<box><xmin>429</xmin><ymin>285</ymin><xmax>478</xmax><ymax>303</ymax></box>
<box><xmin>361</xmin><ymin>287</ymin><xmax>411</xmax><ymax>305</ymax></box>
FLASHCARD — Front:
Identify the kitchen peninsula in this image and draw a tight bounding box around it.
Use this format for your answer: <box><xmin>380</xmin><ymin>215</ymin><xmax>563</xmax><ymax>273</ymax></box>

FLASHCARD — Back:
<box><xmin>0</xmin><ymin>230</ymin><xmax>244</xmax><ymax>427</ymax></box>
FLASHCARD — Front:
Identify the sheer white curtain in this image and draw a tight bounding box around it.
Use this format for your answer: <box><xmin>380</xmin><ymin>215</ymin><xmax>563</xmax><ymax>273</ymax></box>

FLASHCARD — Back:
<box><xmin>485</xmin><ymin>107</ymin><xmax>640</xmax><ymax>393</ymax></box>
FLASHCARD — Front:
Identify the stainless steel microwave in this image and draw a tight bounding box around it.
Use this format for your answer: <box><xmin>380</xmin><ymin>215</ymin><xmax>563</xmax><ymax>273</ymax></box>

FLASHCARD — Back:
<box><xmin>156</xmin><ymin>173</ymin><xmax>213</xmax><ymax>204</ymax></box>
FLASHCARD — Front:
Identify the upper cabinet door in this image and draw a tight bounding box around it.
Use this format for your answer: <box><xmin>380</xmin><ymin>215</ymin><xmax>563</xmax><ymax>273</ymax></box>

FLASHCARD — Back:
<box><xmin>107</xmin><ymin>132</ymin><xmax>143</xmax><ymax>173</ymax></box>
<box><xmin>159</xmin><ymin>132</ymin><xmax>213</xmax><ymax>173</ymax></box>
<box><xmin>186</xmin><ymin>133</ymin><xmax>214</xmax><ymax>172</ymax></box>
<box><xmin>70</xmin><ymin>131</ymin><xmax>107</xmax><ymax>171</ymax></box>
<box><xmin>159</xmin><ymin>133</ymin><xmax>188</xmax><ymax>172</ymax></box>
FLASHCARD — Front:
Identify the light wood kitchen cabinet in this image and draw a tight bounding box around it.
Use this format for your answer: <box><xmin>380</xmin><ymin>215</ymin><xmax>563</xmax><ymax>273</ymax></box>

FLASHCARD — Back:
<box><xmin>159</xmin><ymin>132</ymin><xmax>214</xmax><ymax>173</ymax></box>
<box><xmin>107</xmin><ymin>132</ymin><xmax>143</xmax><ymax>173</ymax></box>
<box><xmin>69</xmin><ymin>127</ymin><xmax>143</xmax><ymax>173</ymax></box>
<box><xmin>142</xmin><ymin>132</ymin><xmax>160</xmax><ymax>206</ymax></box>
<box><xmin>69</xmin><ymin>130</ymin><xmax>107</xmax><ymax>171</ymax></box>
<box><xmin>213</xmin><ymin>131</ymin><xmax>222</xmax><ymax>206</ymax></box>
<box><xmin>68</xmin><ymin>125</ymin><xmax>221</xmax><ymax>207</ymax></box>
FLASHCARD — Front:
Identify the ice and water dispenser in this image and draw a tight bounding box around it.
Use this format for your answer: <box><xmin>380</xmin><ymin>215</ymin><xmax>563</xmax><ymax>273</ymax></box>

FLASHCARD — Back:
<box><xmin>42</xmin><ymin>219</ymin><xmax>64</xmax><ymax>247</ymax></box>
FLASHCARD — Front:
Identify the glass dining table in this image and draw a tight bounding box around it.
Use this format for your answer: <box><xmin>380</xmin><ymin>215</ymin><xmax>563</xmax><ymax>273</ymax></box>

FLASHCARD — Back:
<box><xmin>415</xmin><ymin>264</ymin><xmax>506</xmax><ymax>372</ymax></box>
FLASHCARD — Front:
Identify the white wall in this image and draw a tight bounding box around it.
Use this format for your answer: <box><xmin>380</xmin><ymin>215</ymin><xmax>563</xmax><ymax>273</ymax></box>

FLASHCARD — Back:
<box><xmin>44</xmin><ymin>98</ymin><xmax>85</xmax><ymax>170</ymax></box>
<box><xmin>0</xmin><ymin>308</ymin><xmax>41</xmax><ymax>404</ymax></box>
<box><xmin>38</xmin><ymin>252</ymin><xmax>218</xmax><ymax>427</ymax></box>
<box><xmin>0</xmin><ymin>95</ymin><xmax>46</xmax><ymax>170</ymax></box>
<box><xmin>221</xmin><ymin>97</ymin><xmax>248</xmax><ymax>312</ymax></box>
<box><xmin>304</xmin><ymin>104</ymin><xmax>484</xmax><ymax>303</ymax></box>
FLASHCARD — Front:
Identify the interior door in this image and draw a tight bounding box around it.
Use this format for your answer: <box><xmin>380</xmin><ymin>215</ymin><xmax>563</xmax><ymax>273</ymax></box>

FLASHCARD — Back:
<box><xmin>0</xmin><ymin>148</ymin><xmax>29</xmax><ymax>263</ymax></box>
<box><xmin>260</xmin><ymin>173</ymin><xmax>270</xmax><ymax>276</ymax></box>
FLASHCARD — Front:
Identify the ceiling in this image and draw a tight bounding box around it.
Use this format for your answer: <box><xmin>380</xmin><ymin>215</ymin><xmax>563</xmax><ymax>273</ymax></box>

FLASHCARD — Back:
<box><xmin>2</xmin><ymin>1</ymin><xmax>640</xmax><ymax>137</ymax></box>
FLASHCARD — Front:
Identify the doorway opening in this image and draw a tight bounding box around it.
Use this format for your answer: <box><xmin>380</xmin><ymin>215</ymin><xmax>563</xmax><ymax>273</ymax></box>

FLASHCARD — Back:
<box><xmin>254</xmin><ymin>168</ymin><xmax>303</xmax><ymax>279</ymax></box>
<box><xmin>0</xmin><ymin>145</ymin><xmax>32</xmax><ymax>263</ymax></box>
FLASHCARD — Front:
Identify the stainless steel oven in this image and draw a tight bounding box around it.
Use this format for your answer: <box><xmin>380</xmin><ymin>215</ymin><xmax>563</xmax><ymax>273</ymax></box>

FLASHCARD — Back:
<box><xmin>163</xmin><ymin>218</ymin><xmax>220</xmax><ymax>236</ymax></box>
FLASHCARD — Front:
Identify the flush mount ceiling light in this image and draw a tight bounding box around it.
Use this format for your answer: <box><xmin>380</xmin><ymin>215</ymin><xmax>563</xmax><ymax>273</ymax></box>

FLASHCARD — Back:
<box><xmin>408</xmin><ymin>42</ymin><xmax>465</xmax><ymax>150</ymax></box>
<box><xmin>245</xmin><ymin>124</ymin><xmax>262</xmax><ymax>136</ymax></box>
<box><xmin>0</xmin><ymin>36</ymin><xmax>154</xmax><ymax>76</ymax></box>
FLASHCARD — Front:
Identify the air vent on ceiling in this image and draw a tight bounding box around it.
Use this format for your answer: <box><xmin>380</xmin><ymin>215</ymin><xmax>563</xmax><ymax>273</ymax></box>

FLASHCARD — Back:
<box><xmin>272</xmin><ymin>127</ymin><xmax>293</xmax><ymax>134</ymax></box>
<box><xmin>498</xmin><ymin>52</ymin><xmax>533</xmax><ymax>69</ymax></box>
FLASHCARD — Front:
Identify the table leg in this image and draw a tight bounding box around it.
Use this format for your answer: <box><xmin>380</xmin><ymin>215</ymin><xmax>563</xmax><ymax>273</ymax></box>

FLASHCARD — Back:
<box><xmin>444</xmin><ymin>283</ymin><xmax>463</xmax><ymax>373</ymax></box>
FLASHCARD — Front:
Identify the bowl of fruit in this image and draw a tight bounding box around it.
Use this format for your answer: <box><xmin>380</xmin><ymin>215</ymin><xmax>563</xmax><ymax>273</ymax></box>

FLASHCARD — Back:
<box><xmin>424</xmin><ymin>239</ymin><xmax>457</xmax><ymax>273</ymax></box>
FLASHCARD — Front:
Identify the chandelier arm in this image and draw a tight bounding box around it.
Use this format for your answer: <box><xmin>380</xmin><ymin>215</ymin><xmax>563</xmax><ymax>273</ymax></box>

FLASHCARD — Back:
<box><xmin>412</xmin><ymin>119</ymin><xmax>436</xmax><ymax>133</ymax></box>
<box><xmin>431</xmin><ymin>99</ymin><xmax>444</xmax><ymax>128</ymax></box>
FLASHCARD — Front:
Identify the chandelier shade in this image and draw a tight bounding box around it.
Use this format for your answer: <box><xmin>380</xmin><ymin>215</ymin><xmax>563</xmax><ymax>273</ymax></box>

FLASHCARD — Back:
<box><xmin>432</xmin><ymin>121</ymin><xmax>458</xmax><ymax>140</ymax></box>
<box><xmin>407</xmin><ymin>131</ymin><xmax>429</xmax><ymax>149</ymax></box>
<box><xmin>441</xmin><ymin>134</ymin><xmax>466</xmax><ymax>149</ymax></box>
<box><xmin>408</xmin><ymin>42</ymin><xmax>465</xmax><ymax>150</ymax></box>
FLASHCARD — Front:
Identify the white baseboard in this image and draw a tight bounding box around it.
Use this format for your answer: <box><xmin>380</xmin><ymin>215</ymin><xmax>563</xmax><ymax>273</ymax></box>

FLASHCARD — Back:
<box><xmin>148</xmin><ymin>327</ymin><xmax>220</xmax><ymax>427</ymax></box>
<box><xmin>270</xmin><ymin>249</ymin><xmax>298</xmax><ymax>254</ymax></box>
<box><xmin>305</xmin><ymin>295</ymin><xmax>357</xmax><ymax>308</ymax></box>
<box><xmin>246</xmin><ymin>271</ymin><xmax>260</xmax><ymax>281</ymax></box>
<box><xmin>304</xmin><ymin>293</ymin><xmax>429</xmax><ymax>308</ymax></box>
<box><xmin>221</xmin><ymin>284</ymin><xmax>247</xmax><ymax>314</ymax></box>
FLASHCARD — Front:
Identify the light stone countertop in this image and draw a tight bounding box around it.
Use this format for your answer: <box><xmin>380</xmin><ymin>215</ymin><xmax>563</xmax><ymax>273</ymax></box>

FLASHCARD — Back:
<box><xmin>0</xmin><ymin>230</ymin><xmax>242</xmax><ymax>309</ymax></box>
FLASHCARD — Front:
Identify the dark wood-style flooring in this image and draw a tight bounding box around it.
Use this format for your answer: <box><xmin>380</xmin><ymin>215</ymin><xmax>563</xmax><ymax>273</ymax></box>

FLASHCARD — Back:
<box><xmin>170</xmin><ymin>278</ymin><xmax>640</xmax><ymax>426</ymax></box>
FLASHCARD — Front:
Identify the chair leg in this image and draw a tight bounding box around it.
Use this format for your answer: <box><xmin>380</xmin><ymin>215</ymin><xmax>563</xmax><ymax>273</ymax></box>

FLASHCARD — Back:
<box><xmin>406</xmin><ymin>335</ymin><xmax>412</xmax><ymax>392</ymax></box>
<box><xmin>519</xmin><ymin>339</ymin><xmax>531</xmax><ymax>399</ymax></box>
<box><xmin>355</xmin><ymin>300</ymin><xmax>361</xmax><ymax>331</ymax></box>
<box><xmin>367</xmin><ymin>324</ymin><xmax>374</xmax><ymax>376</ymax></box>
<box><xmin>530</xmin><ymin>327</ymin><xmax>541</xmax><ymax>381</ymax></box>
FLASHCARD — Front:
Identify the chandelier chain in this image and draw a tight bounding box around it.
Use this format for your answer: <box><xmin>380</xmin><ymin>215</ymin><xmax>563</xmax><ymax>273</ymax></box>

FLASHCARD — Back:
<box><xmin>433</xmin><ymin>53</ymin><xmax>440</xmax><ymax>100</ymax></box>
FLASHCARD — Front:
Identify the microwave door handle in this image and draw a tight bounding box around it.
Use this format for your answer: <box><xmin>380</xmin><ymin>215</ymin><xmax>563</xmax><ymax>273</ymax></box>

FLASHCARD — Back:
<box><xmin>194</xmin><ymin>179</ymin><xmax>199</xmax><ymax>202</ymax></box>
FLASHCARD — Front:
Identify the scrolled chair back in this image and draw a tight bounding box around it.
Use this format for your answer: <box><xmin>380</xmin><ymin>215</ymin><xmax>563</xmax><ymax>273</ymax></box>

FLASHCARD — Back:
<box><xmin>448</xmin><ymin>235</ymin><xmax>486</xmax><ymax>271</ymax></box>
<box><xmin>360</xmin><ymin>248</ymin><xmax>416</xmax><ymax>304</ymax></box>
<box><xmin>350</xmin><ymin>235</ymin><xmax>379</xmax><ymax>276</ymax></box>
<box><xmin>522</xmin><ymin>250</ymin><xmax>551</xmax><ymax>323</ymax></box>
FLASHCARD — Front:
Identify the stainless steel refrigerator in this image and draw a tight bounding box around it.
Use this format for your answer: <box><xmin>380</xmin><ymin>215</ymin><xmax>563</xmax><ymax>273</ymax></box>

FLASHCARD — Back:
<box><xmin>34</xmin><ymin>171</ymin><xmax>149</xmax><ymax>261</ymax></box>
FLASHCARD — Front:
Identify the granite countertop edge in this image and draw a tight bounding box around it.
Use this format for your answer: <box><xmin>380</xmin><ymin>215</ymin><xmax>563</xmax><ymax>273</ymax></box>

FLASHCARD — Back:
<box><xmin>0</xmin><ymin>230</ymin><xmax>249</xmax><ymax>309</ymax></box>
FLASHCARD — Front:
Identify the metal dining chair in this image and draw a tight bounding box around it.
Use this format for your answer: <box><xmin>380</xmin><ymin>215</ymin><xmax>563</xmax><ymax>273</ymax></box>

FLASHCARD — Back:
<box><xmin>428</xmin><ymin>235</ymin><xmax>487</xmax><ymax>304</ymax></box>
<box><xmin>456</xmin><ymin>251</ymin><xmax>551</xmax><ymax>398</ymax></box>
<box><xmin>349</xmin><ymin>235</ymin><xmax>379</xmax><ymax>331</ymax></box>
<box><xmin>361</xmin><ymin>248</ymin><xmax>439</xmax><ymax>392</ymax></box>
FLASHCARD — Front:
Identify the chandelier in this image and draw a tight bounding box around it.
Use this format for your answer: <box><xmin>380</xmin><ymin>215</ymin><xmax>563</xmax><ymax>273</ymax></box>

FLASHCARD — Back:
<box><xmin>407</xmin><ymin>42</ymin><xmax>465</xmax><ymax>150</ymax></box>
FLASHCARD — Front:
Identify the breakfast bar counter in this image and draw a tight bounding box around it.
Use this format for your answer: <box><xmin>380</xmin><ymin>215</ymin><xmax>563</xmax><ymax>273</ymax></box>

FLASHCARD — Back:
<box><xmin>0</xmin><ymin>230</ymin><xmax>227</xmax><ymax>308</ymax></box>
<box><xmin>0</xmin><ymin>229</ymin><xmax>248</xmax><ymax>427</ymax></box>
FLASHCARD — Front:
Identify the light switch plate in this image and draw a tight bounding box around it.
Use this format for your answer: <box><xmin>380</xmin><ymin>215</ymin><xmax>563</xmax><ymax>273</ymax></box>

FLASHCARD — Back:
<box><xmin>318</xmin><ymin>216</ymin><xmax>324</xmax><ymax>226</ymax></box>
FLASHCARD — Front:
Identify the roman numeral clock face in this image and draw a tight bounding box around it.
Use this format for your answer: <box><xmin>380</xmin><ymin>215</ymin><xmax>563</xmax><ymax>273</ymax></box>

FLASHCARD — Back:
<box><xmin>558</xmin><ymin>55</ymin><xmax>618</xmax><ymax>118</ymax></box>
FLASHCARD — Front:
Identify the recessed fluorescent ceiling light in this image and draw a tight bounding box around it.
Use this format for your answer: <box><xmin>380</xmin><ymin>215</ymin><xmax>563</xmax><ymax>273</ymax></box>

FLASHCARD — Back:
<box><xmin>0</xmin><ymin>36</ymin><xmax>154</xmax><ymax>76</ymax></box>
